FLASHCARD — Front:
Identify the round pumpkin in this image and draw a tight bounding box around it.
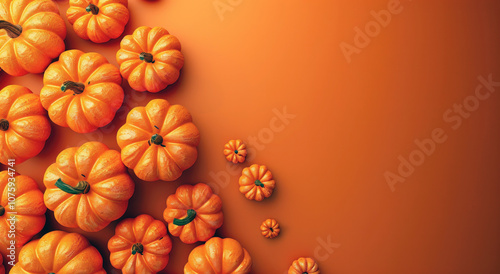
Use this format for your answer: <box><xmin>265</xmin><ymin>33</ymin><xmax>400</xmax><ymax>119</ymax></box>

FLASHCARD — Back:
<box><xmin>260</xmin><ymin>218</ymin><xmax>280</xmax><ymax>239</ymax></box>
<box><xmin>239</xmin><ymin>164</ymin><xmax>276</xmax><ymax>201</ymax></box>
<box><xmin>10</xmin><ymin>230</ymin><xmax>106</xmax><ymax>274</ymax></box>
<box><xmin>288</xmin><ymin>257</ymin><xmax>320</xmax><ymax>274</ymax></box>
<box><xmin>163</xmin><ymin>183</ymin><xmax>223</xmax><ymax>244</ymax></box>
<box><xmin>116</xmin><ymin>26</ymin><xmax>184</xmax><ymax>93</ymax></box>
<box><xmin>117</xmin><ymin>99</ymin><xmax>200</xmax><ymax>182</ymax></box>
<box><xmin>43</xmin><ymin>141</ymin><xmax>135</xmax><ymax>232</ymax></box>
<box><xmin>0</xmin><ymin>85</ymin><xmax>51</xmax><ymax>165</ymax></box>
<box><xmin>223</xmin><ymin>139</ymin><xmax>247</xmax><ymax>163</ymax></box>
<box><xmin>184</xmin><ymin>237</ymin><xmax>252</xmax><ymax>274</ymax></box>
<box><xmin>108</xmin><ymin>214</ymin><xmax>172</xmax><ymax>273</ymax></box>
<box><xmin>40</xmin><ymin>49</ymin><xmax>124</xmax><ymax>133</ymax></box>
<box><xmin>0</xmin><ymin>0</ymin><xmax>66</xmax><ymax>76</ymax></box>
<box><xmin>67</xmin><ymin>0</ymin><xmax>129</xmax><ymax>43</ymax></box>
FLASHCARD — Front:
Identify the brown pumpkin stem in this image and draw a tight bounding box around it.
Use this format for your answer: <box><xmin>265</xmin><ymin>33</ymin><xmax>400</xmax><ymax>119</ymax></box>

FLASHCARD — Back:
<box><xmin>140</xmin><ymin>52</ymin><xmax>155</xmax><ymax>63</ymax></box>
<box><xmin>55</xmin><ymin>179</ymin><xmax>90</xmax><ymax>195</ymax></box>
<box><xmin>61</xmin><ymin>81</ymin><xmax>85</xmax><ymax>95</ymax></box>
<box><xmin>86</xmin><ymin>4</ymin><xmax>99</xmax><ymax>15</ymax></box>
<box><xmin>254</xmin><ymin>179</ymin><xmax>264</xmax><ymax>187</ymax></box>
<box><xmin>131</xmin><ymin>243</ymin><xmax>144</xmax><ymax>255</ymax></box>
<box><xmin>151</xmin><ymin>134</ymin><xmax>166</xmax><ymax>147</ymax></box>
<box><xmin>0</xmin><ymin>205</ymin><xmax>5</xmax><ymax>216</ymax></box>
<box><xmin>0</xmin><ymin>20</ymin><xmax>22</xmax><ymax>38</ymax></box>
<box><xmin>0</xmin><ymin>119</ymin><xmax>9</xmax><ymax>131</ymax></box>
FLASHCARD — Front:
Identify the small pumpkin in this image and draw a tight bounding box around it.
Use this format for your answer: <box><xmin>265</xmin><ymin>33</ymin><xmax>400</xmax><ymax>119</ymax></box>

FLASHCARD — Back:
<box><xmin>0</xmin><ymin>0</ymin><xmax>66</xmax><ymax>76</ymax></box>
<box><xmin>117</xmin><ymin>99</ymin><xmax>200</xmax><ymax>182</ymax></box>
<box><xmin>260</xmin><ymin>218</ymin><xmax>280</xmax><ymax>239</ymax></box>
<box><xmin>223</xmin><ymin>139</ymin><xmax>247</xmax><ymax>163</ymax></box>
<box><xmin>0</xmin><ymin>85</ymin><xmax>51</xmax><ymax>165</ymax></box>
<box><xmin>288</xmin><ymin>257</ymin><xmax>320</xmax><ymax>274</ymax></box>
<box><xmin>116</xmin><ymin>26</ymin><xmax>184</xmax><ymax>93</ymax></box>
<box><xmin>10</xmin><ymin>230</ymin><xmax>106</xmax><ymax>274</ymax></box>
<box><xmin>163</xmin><ymin>183</ymin><xmax>223</xmax><ymax>244</ymax></box>
<box><xmin>108</xmin><ymin>214</ymin><xmax>172</xmax><ymax>273</ymax></box>
<box><xmin>40</xmin><ymin>49</ymin><xmax>124</xmax><ymax>133</ymax></box>
<box><xmin>67</xmin><ymin>0</ymin><xmax>129</xmax><ymax>43</ymax></box>
<box><xmin>43</xmin><ymin>141</ymin><xmax>135</xmax><ymax>232</ymax></box>
<box><xmin>239</xmin><ymin>164</ymin><xmax>276</xmax><ymax>201</ymax></box>
<box><xmin>184</xmin><ymin>237</ymin><xmax>252</xmax><ymax>274</ymax></box>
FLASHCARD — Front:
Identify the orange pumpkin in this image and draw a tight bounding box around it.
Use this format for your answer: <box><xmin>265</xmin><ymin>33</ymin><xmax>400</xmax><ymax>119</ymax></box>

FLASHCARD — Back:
<box><xmin>43</xmin><ymin>141</ymin><xmax>135</xmax><ymax>232</ymax></box>
<box><xmin>0</xmin><ymin>253</ymin><xmax>4</xmax><ymax>274</ymax></box>
<box><xmin>117</xmin><ymin>99</ymin><xmax>200</xmax><ymax>182</ymax></box>
<box><xmin>0</xmin><ymin>0</ymin><xmax>66</xmax><ymax>76</ymax></box>
<box><xmin>10</xmin><ymin>230</ymin><xmax>106</xmax><ymax>274</ymax></box>
<box><xmin>40</xmin><ymin>49</ymin><xmax>124</xmax><ymax>133</ymax></box>
<box><xmin>239</xmin><ymin>164</ymin><xmax>276</xmax><ymax>201</ymax></box>
<box><xmin>0</xmin><ymin>85</ymin><xmax>51</xmax><ymax>165</ymax></box>
<box><xmin>288</xmin><ymin>257</ymin><xmax>320</xmax><ymax>274</ymax></box>
<box><xmin>223</xmin><ymin>139</ymin><xmax>247</xmax><ymax>163</ymax></box>
<box><xmin>67</xmin><ymin>0</ymin><xmax>129</xmax><ymax>43</ymax></box>
<box><xmin>116</xmin><ymin>26</ymin><xmax>184</xmax><ymax>93</ymax></box>
<box><xmin>184</xmin><ymin>237</ymin><xmax>252</xmax><ymax>274</ymax></box>
<box><xmin>260</xmin><ymin>218</ymin><xmax>280</xmax><ymax>239</ymax></box>
<box><xmin>108</xmin><ymin>214</ymin><xmax>172</xmax><ymax>273</ymax></box>
<box><xmin>163</xmin><ymin>183</ymin><xmax>223</xmax><ymax>244</ymax></box>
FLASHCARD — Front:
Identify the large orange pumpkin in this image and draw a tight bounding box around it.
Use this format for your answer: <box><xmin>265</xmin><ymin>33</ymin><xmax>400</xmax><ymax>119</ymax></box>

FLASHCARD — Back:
<box><xmin>10</xmin><ymin>230</ymin><xmax>106</xmax><ymax>274</ymax></box>
<box><xmin>288</xmin><ymin>257</ymin><xmax>320</xmax><ymax>274</ymax></box>
<box><xmin>0</xmin><ymin>0</ymin><xmax>66</xmax><ymax>76</ymax></box>
<box><xmin>43</xmin><ymin>141</ymin><xmax>135</xmax><ymax>232</ymax></box>
<box><xmin>163</xmin><ymin>183</ymin><xmax>223</xmax><ymax>244</ymax></box>
<box><xmin>108</xmin><ymin>214</ymin><xmax>172</xmax><ymax>273</ymax></box>
<box><xmin>117</xmin><ymin>99</ymin><xmax>200</xmax><ymax>182</ymax></box>
<box><xmin>116</xmin><ymin>26</ymin><xmax>184</xmax><ymax>93</ymax></box>
<box><xmin>239</xmin><ymin>164</ymin><xmax>276</xmax><ymax>201</ymax></box>
<box><xmin>40</xmin><ymin>49</ymin><xmax>124</xmax><ymax>133</ymax></box>
<box><xmin>0</xmin><ymin>85</ymin><xmax>51</xmax><ymax>165</ymax></box>
<box><xmin>67</xmin><ymin>0</ymin><xmax>129</xmax><ymax>43</ymax></box>
<box><xmin>184</xmin><ymin>237</ymin><xmax>252</xmax><ymax>274</ymax></box>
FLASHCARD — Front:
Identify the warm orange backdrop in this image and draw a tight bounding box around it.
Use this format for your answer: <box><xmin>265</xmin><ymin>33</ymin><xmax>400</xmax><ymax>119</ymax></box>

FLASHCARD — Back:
<box><xmin>2</xmin><ymin>0</ymin><xmax>500</xmax><ymax>273</ymax></box>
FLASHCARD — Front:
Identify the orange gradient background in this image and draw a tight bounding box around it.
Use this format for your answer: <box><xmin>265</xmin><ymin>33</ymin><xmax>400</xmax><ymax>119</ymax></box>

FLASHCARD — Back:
<box><xmin>2</xmin><ymin>0</ymin><xmax>500</xmax><ymax>273</ymax></box>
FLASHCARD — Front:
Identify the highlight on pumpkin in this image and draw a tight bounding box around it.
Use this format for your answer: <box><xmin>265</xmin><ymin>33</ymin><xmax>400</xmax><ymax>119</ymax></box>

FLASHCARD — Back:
<box><xmin>224</xmin><ymin>139</ymin><xmax>248</xmax><ymax>163</ymax></box>
<box><xmin>239</xmin><ymin>164</ymin><xmax>277</xmax><ymax>201</ymax></box>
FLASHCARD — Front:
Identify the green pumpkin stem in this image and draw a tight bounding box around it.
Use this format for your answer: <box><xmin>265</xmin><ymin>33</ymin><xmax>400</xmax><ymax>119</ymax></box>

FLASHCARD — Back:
<box><xmin>61</xmin><ymin>81</ymin><xmax>85</xmax><ymax>95</ymax></box>
<box><xmin>0</xmin><ymin>205</ymin><xmax>5</xmax><ymax>216</ymax></box>
<box><xmin>0</xmin><ymin>119</ymin><xmax>9</xmax><ymax>131</ymax></box>
<box><xmin>86</xmin><ymin>4</ymin><xmax>99</xmax><ymax>15</ymax></box>
<box><xmin>55</xmin><ymin>179</ymin><xmax>90</xmax><ymax>194</ymax></box>
<box><xmin>151</xmin><ymin>134</ymin><xmax>166</xmax><ymax>147</ymax></box>
<box><xmin>0</xmin><ymin>20</ymin><xmax>22</xmax><ymax>38</ymax></box>
<box><xmin>173</xmin><ymin>209</ymin><xmax>197</xmax><ymax>226</ymax></box>
<box><xmin>140</xmin><ymin>52</ymin><xmax>155</xmax><ymax>63</ymax></box>
<box><xmin>131</xmin><ymin>243</ymin><xmax>144</xmax><ymax>255</ymax></box>
<box><xmin>254</xmin><ymin>179</ymin><xmax>264</xmax><ymax>187</ymax></box>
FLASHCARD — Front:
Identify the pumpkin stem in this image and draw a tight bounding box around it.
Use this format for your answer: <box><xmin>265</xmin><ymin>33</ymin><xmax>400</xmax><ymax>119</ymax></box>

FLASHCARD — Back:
<box><xmin>0</xmin><ymin>205</ymin><xmax>5</xmax><ymax>216</ymax></box>
<box><xmin>254</xmin><ymin>179</ymin><xmax>264</xmax><ymax>187</ymax></box>
<box><xmin>151</xmin><ymin>134</ymin><xmax>166</xmax><ymax>147</ymax></box>
<box><xmin>131</xmin><ymin>243</ymin><xmax>144</xmax><ymax>255</ymax></box>
<box><xmin>55</xmin><ymin>179</ymin><xmax>90</xmax><ymax>195</ymax></box>
<box><xmin>140</xmin><ymin>52</ymin><xmax>155</xmax><ymax>63</ymax></box>
<box><xmin>0</xmin><ymin>20</ymin><xmax>22</xmax><ymax>38</ymax></box>
<box><xmin>86</xmin><ymin>4</ymin><xmax>99</xmax><ymax>15</ymax></box>
<box><xmin>173</xmin><ymin>209</ymin><xmax>197</xmax><ymax>226</ymax></box>
<box><xmin>234</xmin><ymin>150</ymin><xmax>239</xmax><ymax>154</ymax></box>
<box><xmin>0</xmin><ymin>119</ymin><xmax>9</xmax><ymax>131</ymax></box>
<box><xmin>61</xmin><ymin>81</ymin><xmax>85</xmax><ymax>95</ymax></box>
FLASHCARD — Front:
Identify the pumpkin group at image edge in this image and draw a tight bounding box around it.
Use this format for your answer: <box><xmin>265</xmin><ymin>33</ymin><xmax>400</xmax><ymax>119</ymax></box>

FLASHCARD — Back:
<box><xmin>163</xmin><ymin>183</ymin><xmax>223</xmax><ymax>244</ymax></box>
<box><xmin>0</xmin><ymin>85</ymin><xmax>51</xmax><ymax>165</ymax></box>
<box><xmin>0</xmin><ymin>0</ymin><xmax>66</xmax><ymax>76</ymax></box>
<box><xmin>40</xmin><ymin>49</ymin><xmax>124</xmax><ymax>134</ymax></box>
<box><xmin>239</xmin><ymin>164</ymin><xmax>276</xmax><ymax>201</ymax></box>
<box><xmin>10</xmin><ymin>230</ymin><xmax>106</xmax><ymax>274</ymax></box>
<box><xmin>117</xmin><ymin>99</ymin><xmax>200</xmax><ymax>182</ymax></box>
<box><xmin>0</xmin><ymin>254</ymin><xmax>4</xmax><ymax>274</ymax></box>
<box><xmin>288</xmin><ymin>257</ymin><xmax>320</xmax><ymax>274</ymax></box>
<box><xmin>117</xmin><ymin>26</ymin><xmax>184</xmax><ymax>93</ymax></box>
<box><xmin>108</xmin><ymin>214</ymin><xmax>172</xmax><ymax>274</ymax></box>
<box><xmin>43</xmin><ymin>141</ymin><xmax>135</xmax><ymax>232</ymax></box>
<box><xmin>67</xmin><ymin>0</ymin><xmax>129</xmax><ymax>43</ymax></box>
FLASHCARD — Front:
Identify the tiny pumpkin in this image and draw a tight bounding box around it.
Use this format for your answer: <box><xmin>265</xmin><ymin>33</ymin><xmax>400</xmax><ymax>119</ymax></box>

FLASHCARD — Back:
<box><xmin>67</xmin><ymin>0</ymin><xmax>129</xmax><ymax>43</ymax></box>
<box><xmin>0</xmin><ymin>0</ymin><xmax>66</xmax><ymax>76</ymax></box>
<box><xmin>163</xmin><ymin>183</ymin><xmax>223</xmax><ymax>244</ymax></box>
<box><xmin>117</xmin><ymin>99</ymin><xmax>200</xmax><ymax>182</ymax></box>
<box><xmin>224</xmin><ymin>139</ymin><xmax>247</xmax><ymax>163</ymax></box>
<box><xmin>40</xmin><ymin>49</ymin><xmax>124</xmax><ymax>133</ymax></box>
<box><xmin>288</xmin><ymin>257</ymin><xmax>320</xmax><ymax>274</ymax></box>
<box><xmin>260</xmin><ymin>218</ymin><xmax>280</xmax><ymax>239</ymax></box>
<box><xmin>117</xmin><ymin>26</ymin><xmax>184</xmax><ymax>93</ymax></box>
<box><xmin>0</xmin><ymin>85</ymin><xmax>51</xmax><ymax>165</ymax></box>
<box><xmin>108</xmin><ymin>214</ymin><xmax>173</xmax><ymax>274</ymax></box>
<box><xmin>10</xmin><ymin>230</ymin><xmax>106</xmax><ymax>274</ymax></box>
<box><xmin>43</xmin><ymin>141</ymin><xmax>135</xmax><ymax>232</ymax></box>
<box><xmin>239</xmin><ymin>164</ymin><xmax>276</xmax><ymax>201</ymax></box>
<box><xmin>184</xmin><ymin>237</ymin><xmax>252</xmax><ymax>274</ymax></box>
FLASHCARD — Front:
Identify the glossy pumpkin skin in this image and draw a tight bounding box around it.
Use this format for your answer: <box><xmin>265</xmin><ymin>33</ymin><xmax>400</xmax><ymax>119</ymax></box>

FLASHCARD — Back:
<box><xmin>163</xmin><ymin>183</ymin><xmax>223</xmax><ymax>244</ymax></box>
<box><xmin>108</xmin><ymin>214</ymin><xmax>172</xmax><ymax>273</ymax></box>
<box><xmin>0</xmin><ymin>85</ymin><xmax>51</xmax><ymax>165</ymax></box>
<box><xmin>288</xmin><ymin>257</ymin><xmax>320</xmax><ymax>274</ymax></box>
<box><xmin>117</xmin><ymin>26</ymin><xmax>184</xmax><ymax>93</ymax></box>
<box><xmin>10</xmin><ymin>230</ymin><xmax>106</xmax><ymax>274</ymax></box>
<box><xmin>67</xmin><ymin>0</ymin><xmax>129</xmax><ymax>43</ymax></box>
<box><xmin>260</xmin><ymin>218</ymin><xmax>280</xmax><ymax>239</ymax></box>
<box><xmin>239</xmin><ymin>164</ymin><xmax>276</xmax><ymax>201</ymax></box>
<box><xmin>117</xmin><ymin>99</ymin><xmax>200</xmax><ymax>182</ymax></box>
<box><xmin>184</xmin><ymin>237</ymin><xmax>252</xmax><ymax>274</ymax></box>
<box><xmin>40</xmin><ymin>49</ymin><xmax>124</xmax><ymax>133</ymax></box>
<box><xmin>0</xmin><ymin>0</ymin><xmax>66</xmax><ymax>76</ymax></box>
<box><xmin>223</xmin><ymin>139</ymin><xmax>247</xmax><ymax>163</ymax></box>
<box><xmin>43</xmin><ymin>142</ymin><xmax>135</xmax><ymax>232</ymax></box>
